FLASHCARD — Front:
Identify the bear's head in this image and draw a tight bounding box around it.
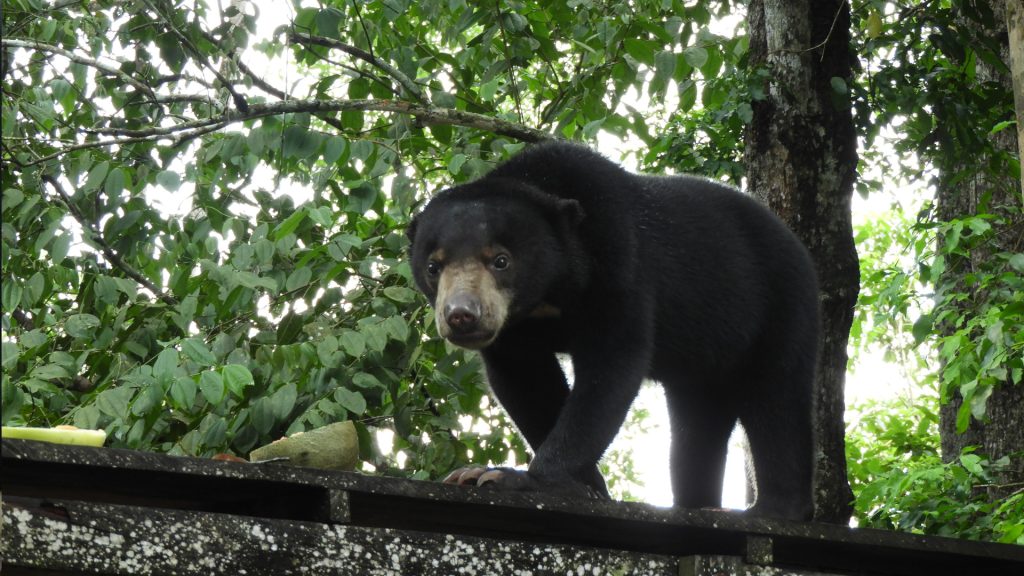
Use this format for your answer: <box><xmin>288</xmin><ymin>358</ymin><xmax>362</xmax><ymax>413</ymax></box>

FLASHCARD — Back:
<box><xmin>407</xmin><ymin>178</ymin><xmax>583</xmax><ymax>349</ymax></box>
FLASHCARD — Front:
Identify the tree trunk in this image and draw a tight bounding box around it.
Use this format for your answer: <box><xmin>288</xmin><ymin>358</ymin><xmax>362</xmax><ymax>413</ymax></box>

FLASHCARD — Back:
<box><xmin>1007</xmin><ymin>0</ymin><xmax>1024</xmax><ymax>195</ymax></box>
<box><xmin>744</xmin><ymin>0</ymin><xmax>859</xmax><ymax>524</ymax></box>
<box><xmin>937</xmin><ymin>0</ymin><xmax>1024</xmax><ymax>498</ymax></box>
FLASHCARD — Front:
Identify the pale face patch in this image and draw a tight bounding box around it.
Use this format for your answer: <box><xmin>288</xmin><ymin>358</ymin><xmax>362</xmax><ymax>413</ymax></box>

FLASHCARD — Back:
<box><xmin>434</xmin><ymin>257</ymin><xmax>513</xmax><ymax>349</ymax></box>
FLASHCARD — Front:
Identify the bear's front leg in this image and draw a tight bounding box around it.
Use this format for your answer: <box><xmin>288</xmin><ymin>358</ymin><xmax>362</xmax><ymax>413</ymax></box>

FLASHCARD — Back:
<box><xmin>446</xmin><ymin>328</ymin><xmax>612</xmax><ymax>498</ymax></box>
<box><xmin>523</xmin><ymin>316</ymin><xmax>650</xmax><ymax>499</ymax></box>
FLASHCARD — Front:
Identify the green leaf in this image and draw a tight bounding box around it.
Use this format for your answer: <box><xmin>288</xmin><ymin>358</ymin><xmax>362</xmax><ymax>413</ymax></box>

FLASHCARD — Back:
<box><xmin>50</xmin><ymin>233</ymin><xmax>71</xmax><ymax>262</ymax></box>
<box><xmin>1008</xmin><ymin>252</ymin><xmax>1024</xmax><ymax>272</ymax></box>
<box><xmin>352</xmin><ymin>372</ymin><xmax>382</xmax><ymax>390</ymax></box>
<box><xmin>198</xmin><ymin>413</ymin><xmax>227</xmax><ymax>448</ymax></box>
<box><xmin>623</xmin><ymin>38</ymin><xmax>655</xmax><ymax>65</ymax></box>
<box><xmin>83</xmin><ymin>161</ymin><xmax>110</xmax><ymax>192</ymax></box>
<box><xmin>2</xmin><ymin>188</ymin><xmax>25</xmax><ymax>213</ymax></box>
<box><xmin>170</xmin><ymin>376</ymin><xmax>198</xmax><ymax>411</ymax></box>
<box><xmin>20</xmin><ymin>330</ymin><xmax>47</xmax><ymax>349</ymax></box>
<box><xmin>223</xmin><ymin>365</ymin><xmax>254</xmax><ymax>398</ymax></box>
<box><xmin>272</xmin><ymin>210</ymin><xmax>307</xmax><ymax>240</ymax></box>
<box><xmin>682</xmin><ymin>45</ymin><xmax>708</xmax><ymax>68</ymax></box>
<box><xmin>282</xmin><ymin>125</ymin><xmax>321</xmax><ymax>159</ymax></box>
<box><xmin>911</xmin><ymin>314</ymin><xmax>933</xmax><ymax>345</ymax></box>
<box><xmin>23</xmin><ymin>272</ymin><xmax>45</xmax><ymax>306</ymax></box>
<box><xmin>970</xmin><ymin>383</ymin><xmax>994</xmax><ymax>420</ymax></box>
<box><xmin>967</xmin><ymin>218</ymin><xmax>991</xmax><ymax>236</ymax></box>
<box><xmin>2</xmin><ymin>280</ymin><xmax>22</xmax><ymax>312</ymax></box>
<box><xmin>989</xmin><ymin>120</ymin><xmax>1016</xmax><ymax>135</ymax></box>
<box><xmin>65</xmin><ymin>314</ymin><xmax>100</xmax><ymax>339</ymax></box>
<box><xmin>271</xmin><ymin>383</ymin><xmax>297</xmax><ymax>420</ymax></box>
<box><xmin>199</xmin><ymin>370</ymin><xmax>226</xmax><ymax>405</ymax></box>
<box><xmin>156</xmin><ymin>170</ymin><xmax>181</xmax><ymax>191</ymax></box>
<box><xmin>105</xmin><ymin>167</ymin><xmax>126</xmax><ymax>197</ymax></box>
<box><xmin>1</xmin><ymin>342</ymin><xmax>19</xmax><ymax>370</ymax></box>
<box><xmin>383</xmin><ymin>315</ymin><xmax>410</xmax><ymax>342</ymax></box>
<box><xmin>182</xmin><ymin>338</ymin><xmax>217</xmax><ymax>367</ymax></box>
<box><xmin>315</xmin><ymin>7</ymin><xmax>343</xmax><ymax>39</ymax></box>
<box><xmin>154</xmin><ymin>347</ymin><xmax>180</xmax><ymax>382</ymax></box>
<box><xmin>335</xmin><ymin>388</ymin><xmax>367</xmax><ymax>415</ymax></box>
<box><xmin>955</xmin><ymin>395</ymin><xmax>972</xmax><ymax>433</ymax></box>
<box><xmin>830</xmin><ymin>77</ymin><xmax>848</xmax><ymax>94</ymax></box>
<box><xmin>479</xmin><ymin>78</ymin><xmax>500</xmax><ymax>101</ymax></box>
<box><xmin>285</xmin><ymin>266</ymin><xmax>313</xmax><ymax>292</ymax></box>
<box><xmin>653</xmin><ymin>50</ymin><xmax>676</xmax><ymax>83</ymax></box>
<box><xmin>339</xmin><ymin>330</ymin><xmax>366</xmax><ymax>357</ymax></box>
<box><xmin>737</xmin><ymin>102</ymin><xmax>753</xmax><ymax>124</ymax></box>
<box><xmin>2</xmin><ymin>379</ymin><xmax>25</xmax><ymax>423</ymax></box>
<box><xmin>324</xmin><ymin>136</ymin><xmax>348</xmax><ymax>165</ymax></box>
<box><xmin>31</xmin><ymin>364</ymin><xmax>70</xmax><ymax>380</ymax></box>
<box><xmin>959</xmin><ymin>453</ymin><xmax>984</xmax><ymax>476</ymax></box>
<box><xmin>382</xmin><ymin>286</ymin><xmax>417</xmax><ymax>303</ymax></box>
<box><xmin>95</xmin><ymin>386</ymin><xmax>133</xmax><ymax>420</ymax></box>
<box><xmin>250</xmin><ymin>398</ymin><xmax>275</xmax><ymax>434</ymax></box>
<box><xmin>448</xmin><ymin>153</ymin><xmax>467</xmax><ymax>175</ymax></box>
<box><xmin>362</xmin><ymin>323</ymin><xmax>388</xmax><ymax>353</ymax></box>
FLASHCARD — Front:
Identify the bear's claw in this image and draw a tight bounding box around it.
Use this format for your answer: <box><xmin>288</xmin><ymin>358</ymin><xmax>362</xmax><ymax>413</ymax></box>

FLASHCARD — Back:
<box><xmin>443</xmin><ymin>466</ymin><xmax>603</xmax><ymax>500</ymax></box>
<box><xmin>442</xmin><ymin>466</ymin><xmax>488</xmax><ymax>485</ymax></box>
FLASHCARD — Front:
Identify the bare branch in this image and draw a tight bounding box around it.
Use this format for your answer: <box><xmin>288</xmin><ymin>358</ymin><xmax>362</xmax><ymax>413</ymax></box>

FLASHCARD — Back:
<box><xmin>233</xmin><ymin>56</ymin><xmax>290</xmax><ymax>101</ymax></box>
<box><xmin>85</xmin><ymin>98</ymin><xmax>552</xmax><ymax>141</ymax></box>
<box><xmin>14</xmin><ymin>98</ymin><xmax>551</xmax><ymax>167</ymax></box>
<box><xmin>289</xmin><ymin>32</ymin><xmax>426</xmax><ymax>103</ymax></box>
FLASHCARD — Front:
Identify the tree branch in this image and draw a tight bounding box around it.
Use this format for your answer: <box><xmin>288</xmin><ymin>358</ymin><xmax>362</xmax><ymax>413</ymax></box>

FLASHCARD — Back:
<box><xmin>493</xmin><ymin>0</ymin><xmax>524</xmax><ymax>123</ymax></box>
<box><xmin>232</xmin><ymin>55</ymin><xmax>348</xmax><ymax>133</ymax></box>
<box><xmin>2</xmin><ymin>38</ymin><xmax>155</xmax><ymax>98</ymax></box>
<box><xmin>86</xmin><ymin>98</ymin><xmax>552</xmax><ymax>142</ymax></box>
<box><xmin>140</xmin><ymin>0</ymin><xmax>249</xmax><ymax>112</ymax></box>
<box><xmin>289</xmin><ymin>32</ymin><xmax>426</xmax><ymax>103</ymax></box>
<box><xmin>20</xmin><ymin>124</ymin><xmax>229</xmax><ymax>168</ymax></box>
<box><xmin>41</xmin><ymin>175</ymin><xmax>179</xmax><ymax>306</ymax></box>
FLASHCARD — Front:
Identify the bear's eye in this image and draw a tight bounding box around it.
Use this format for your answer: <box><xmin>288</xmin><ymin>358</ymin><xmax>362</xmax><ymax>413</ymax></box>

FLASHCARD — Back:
<box><xmin>491</xmin><ymin>254</ymin><xmax>511</xmax><ymax>271</ymax></box>
<box><xmin>426</xmin><ymin>260</ymin><xmax>442</xmax><ymax>276</ymax></box>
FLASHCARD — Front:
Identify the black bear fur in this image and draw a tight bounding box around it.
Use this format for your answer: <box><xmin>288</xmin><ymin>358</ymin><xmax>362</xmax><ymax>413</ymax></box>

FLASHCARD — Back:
<box><xmin>407</xmin><ymin>141</ymin><xmax>818</xmax><ymax>520</ymax></box>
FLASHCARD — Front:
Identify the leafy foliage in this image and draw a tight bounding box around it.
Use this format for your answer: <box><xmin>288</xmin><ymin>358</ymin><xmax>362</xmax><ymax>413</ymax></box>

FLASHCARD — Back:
<box><xmin>847</xmin><ymin>0</ymin><xmax>1023</xmax><ymax>540</ymax></box>
<box><xmin>848</xmin><ymin>397</ymin><xmax>1024</xmax><ymax>544</ymax></box>
<box><xmin>851</xmin><ymin>0</ymin><xmax>1022</xmax><ymax>430</ymax></box>
<box><xmin>1</xmin><ymin>0</ymin><xmax>749</xmax><ymax>491</ymax></box>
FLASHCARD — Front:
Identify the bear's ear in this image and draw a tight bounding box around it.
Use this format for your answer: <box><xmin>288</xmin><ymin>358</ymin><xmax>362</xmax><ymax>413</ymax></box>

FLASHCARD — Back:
<box><xmin>557</xmin><ymin>199</ymin><xmax>584</xmax><ymax>228</ymax></box>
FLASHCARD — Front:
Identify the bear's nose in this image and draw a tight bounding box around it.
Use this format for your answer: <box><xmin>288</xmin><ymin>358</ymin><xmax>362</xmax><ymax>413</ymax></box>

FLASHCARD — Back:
<box><xmin>445</xmin><ymin>294</ymin><xmax>481</xmax><ymax>334</ymax></box>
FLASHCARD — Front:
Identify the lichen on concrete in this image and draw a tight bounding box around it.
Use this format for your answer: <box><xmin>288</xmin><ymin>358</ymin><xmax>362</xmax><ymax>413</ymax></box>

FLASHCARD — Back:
<box><xmin>3</xmin><ymin>501</ymin><xmax>678</xmax><ymax>575</ymax></box>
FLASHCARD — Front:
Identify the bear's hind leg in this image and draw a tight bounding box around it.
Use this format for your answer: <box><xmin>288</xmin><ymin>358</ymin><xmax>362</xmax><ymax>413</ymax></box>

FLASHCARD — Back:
<box><xmin>739</xmin><ymin>363</ymin><xmax>815</xmax><ymax>521</ymax></box>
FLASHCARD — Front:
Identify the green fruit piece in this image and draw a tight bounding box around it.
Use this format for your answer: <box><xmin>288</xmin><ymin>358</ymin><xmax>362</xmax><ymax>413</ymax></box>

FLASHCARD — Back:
<box><xmin>249</xmin><ymin>421</ymin><xmax>358</xmax><ymax>471</ymax></box>
<box><xmin>3</xmin><ymin>425</ymin><xmax>107</xmax><ymax>447</ymax></box>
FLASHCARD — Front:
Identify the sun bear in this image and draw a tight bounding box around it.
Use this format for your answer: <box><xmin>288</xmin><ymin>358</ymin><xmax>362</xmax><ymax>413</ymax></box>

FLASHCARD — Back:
<box><xmin>406</xmin><ymin>141</ymin><xmax>818</xmax><ymax>520</ymax></box>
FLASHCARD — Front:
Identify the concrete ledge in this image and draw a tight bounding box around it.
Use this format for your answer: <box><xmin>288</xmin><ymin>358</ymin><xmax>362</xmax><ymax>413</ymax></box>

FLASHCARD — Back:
<box><xmin>2</xmin><ymin>439</ymin><xmax>1022</xmax><ymax>575</ymax></box>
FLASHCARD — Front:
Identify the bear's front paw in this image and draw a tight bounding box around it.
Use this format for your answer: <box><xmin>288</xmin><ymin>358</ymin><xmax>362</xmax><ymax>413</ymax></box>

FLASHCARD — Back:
<box><xmin>477</xmin><ymin>468</ymin><xmax>603</xmax><ymax>500</ymax></box>
<box><xmin>442</xmin><ymin>466</ymin><xmax>489</xmax><ymax>486</ymax></box>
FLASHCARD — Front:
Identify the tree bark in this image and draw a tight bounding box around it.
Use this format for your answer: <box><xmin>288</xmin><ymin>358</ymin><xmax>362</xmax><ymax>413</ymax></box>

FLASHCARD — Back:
<box><xmin>937</xmin><ymin>0</ymin><xmax>1024</xmax><ymax>498</ymax></box>
<box><xmin>1006</xmin><ymin>0</ymin><xmax>1024</xmax><ymax>197</ymax></box>
<box><xmin>744</xmin><ymin>0</ymin><xmax>858</xmax><ymax>524</ymax></box>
